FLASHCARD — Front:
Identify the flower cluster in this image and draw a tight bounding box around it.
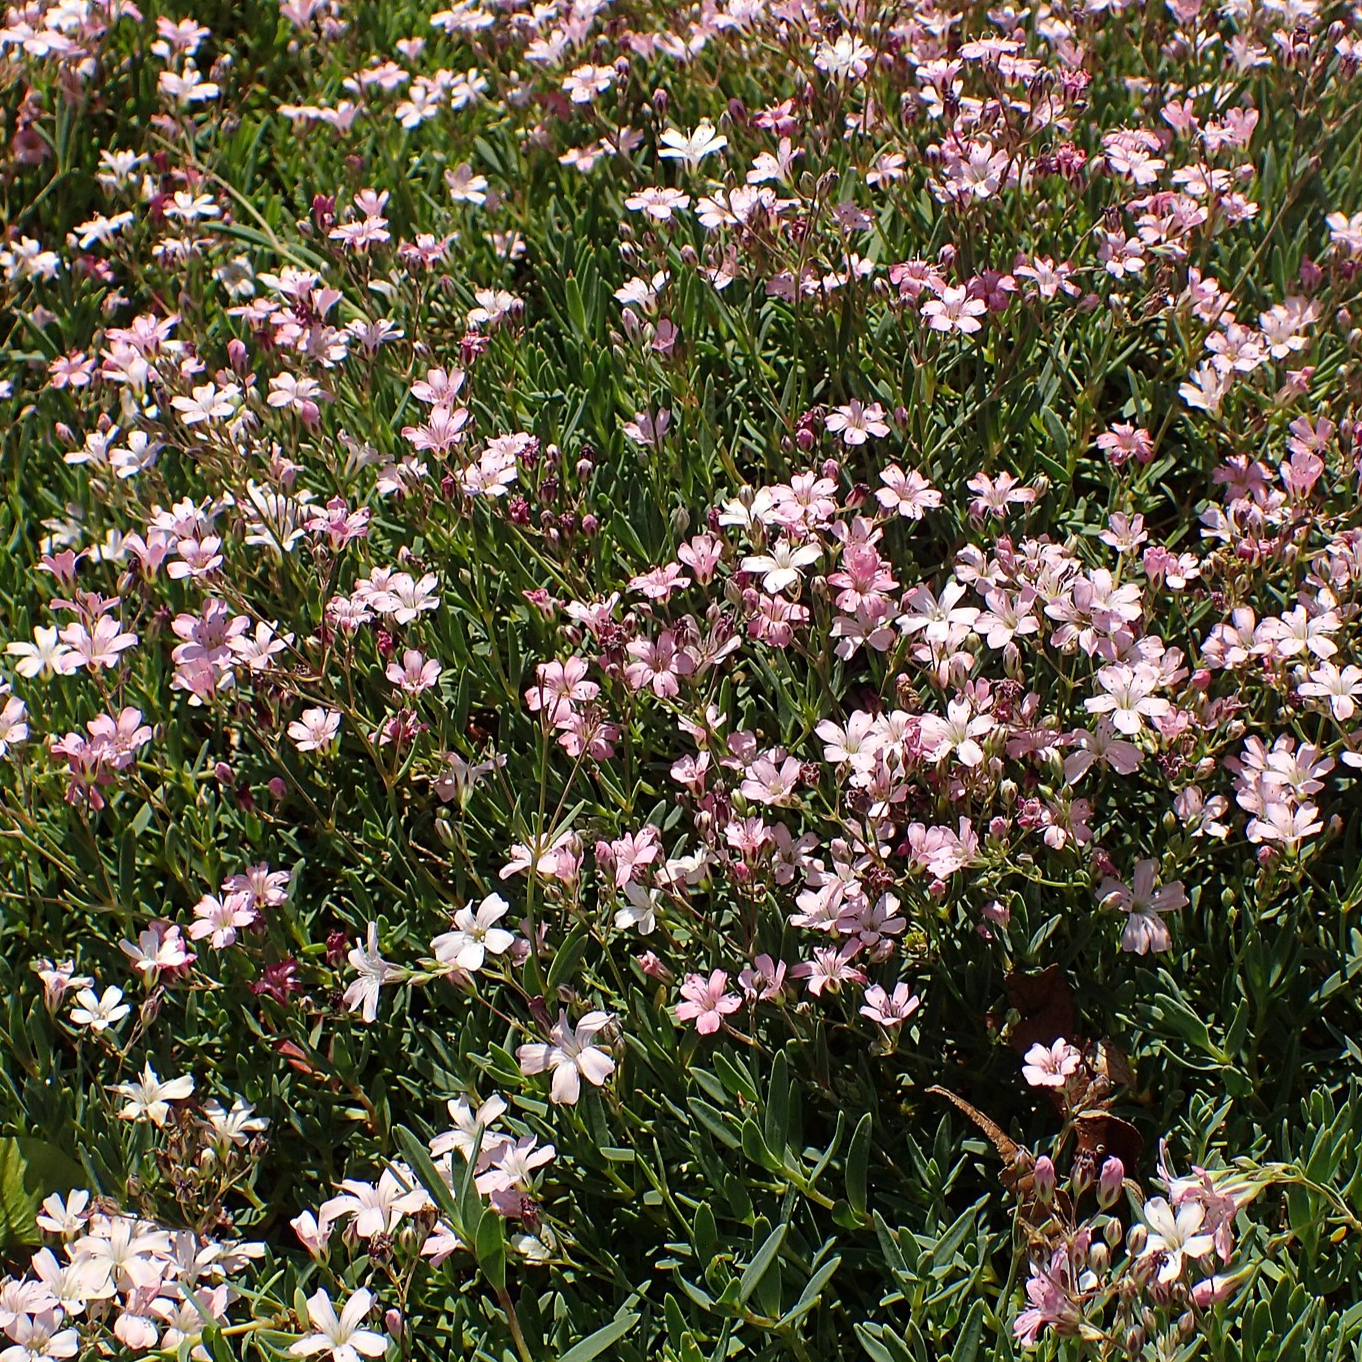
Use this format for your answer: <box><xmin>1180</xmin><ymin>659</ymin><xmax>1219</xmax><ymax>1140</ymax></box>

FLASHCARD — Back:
<box><xmin>2</xmin><ymin>0</ymin><xmax>1361</xmax><ymax>1355</ymax></box>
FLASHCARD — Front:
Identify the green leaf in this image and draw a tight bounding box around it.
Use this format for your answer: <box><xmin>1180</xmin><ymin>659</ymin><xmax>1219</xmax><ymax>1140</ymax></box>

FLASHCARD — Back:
<box><xmin>474</xmin><ymin>1207</ymin><xmax>506</xmax><ymax>1293</ymax></box>
<box><xmin>737</xmin><ymin>1223</ymin><xmax>786</xmax><ymax>1305</ymax></box>
<box><xmin>778</xmin><ymin>1255</ymin><xmax>842</xmax><ymax>1327</ymax></box>
<box><xmin>558</xmin><ymin>1311</ymin><xmax>641</xmax><ymax>1362</ymax></box>
<box><xmin>547</xmin><ymin>923</ymin><xmax>590</xmax><ymax>994</ymax></box>
<box><xmin>0</xmin><ymin>1139</ymin><xmax>41</xmax><ymax>1249</ymax></box>
<box><xmin>846</xmin><ymin>1112</ymin><xmax>872</xmax><ymax>1216</ymax></box>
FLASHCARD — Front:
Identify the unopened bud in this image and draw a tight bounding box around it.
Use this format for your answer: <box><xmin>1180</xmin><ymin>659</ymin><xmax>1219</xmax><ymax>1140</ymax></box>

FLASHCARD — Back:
<box><xmin>1098</xmin><ymin>1156</ymin><xmax>1125</xmax><ymax>1208</ymax></box>
<box><xmin>1191</xmin><ymin>1274</ymin><xmax>1238</xmax><ymax>1307</ymax></box>
<box><xmin>1034</xmin><ymin>1156</ymin><xmax>1056</xmax><ymax>1206</ymax></box>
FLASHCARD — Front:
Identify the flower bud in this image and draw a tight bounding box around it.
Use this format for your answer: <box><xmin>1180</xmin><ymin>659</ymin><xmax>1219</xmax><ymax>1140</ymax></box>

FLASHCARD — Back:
<box><xmin>1191</xmin><ymin>1274</ymin><xmax>1237</xmax><ymax>1307</ymax></box>
<box><xmin>1033</xmin><ymin>1156</ymin><xmax>1056</xmax><ymax>1206</ymax></box>
<box><xmin>1098</xmin><ymin>1156</ymin><xmax>1124</xmax><ymax>1207</ymax></box>
<box><xmin>1104</xmin><ymin>1215</ymin><xmax>1124</xmax><ymax>1248</ymax></box>
<box><xmin>1070</xmin><ymin>1158</ymin><xmax>1094</xmax><ymax>1198</ymax></box>
<box><xmin>1126</xmin><ymin>1223</ymin><xmax>1148</xmax><ymax>1255</ymax></box>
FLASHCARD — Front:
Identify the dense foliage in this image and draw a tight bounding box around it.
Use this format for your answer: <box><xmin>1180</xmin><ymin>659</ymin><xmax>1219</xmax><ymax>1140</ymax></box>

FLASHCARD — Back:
<box><xmin>3</xmin><ymin>0</ymin><xmax>1362</xmax><ymax>1357</ymax></box>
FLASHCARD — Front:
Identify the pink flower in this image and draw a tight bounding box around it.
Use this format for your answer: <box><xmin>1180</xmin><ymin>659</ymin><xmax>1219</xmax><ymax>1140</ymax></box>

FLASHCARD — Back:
<box><xmin>675</xmin><ymin>971</ymin><xmax>742</xmax><ymax>1034</ymax></box>
<box><xmin>607</xmin><ymin>828</ymin><xmax>661</xmax><ymax>887</ymax></box>
<box><xmin>627</xmin><ymin>562</ymin><xmax>690</xmax><ymax>601</ymax></box>
<box><xmin>121</xmin><ymin>921</ymin><xmax>196</xmax><ymax>977</ymax></box>
<box><xmin>860</xmin><ymin>983</ymin><xmax>922</xmax><ymax>1027</ymax></box>
<box><xmin>525</xmin><ymin>657</ymin><xmax>597</xmax><ymax>721</ymax></box>
<box><xmin>386</xmin><ymin>649</ymin><xmax>442</xmax><ymax>695</ymax></box>
<box><xmin>1021</xmin><ymin>1038</ymin><xmax>1082</xmax><ymax>1087</ymax></box>
<box><xmin>921</xmin><ymin>284</ymin><xmax>987</xmax><ymax>334</ymax></box>
<box><xmin>918</xmin><ymin>700</ymin><xmax>995</xmax><ymax>767</ymax></box>
<box><xmin>966</xmin><ymin>471</ymin><xmax>1037</xmax><ymax>519</ymax></box>
<box><xmin>739</xmin><ymin>954</ymin><xmax>787</xmax><ymax>1002</ymax></box>
<box><xmin>1013</xmin><ymin>1254</ymin><xmax>1081</xmax><ymax>1345</ymax></box>
<box><xmin>189</xmin><ymin>892</ymin><xmax>257</xmax><ymax>949</ymax></box>
<box><xmin>876</xmin><ymin>466</ymin><xmax>941</xmax><ymax>519</ymax></box>
<box><xmin>517</xmin><ymin>1010</ymin><xmax>615</xmax><ymax>1104</ymax></box>
<box><xmin>790</xmin><ymin>942</ymin><xmax>865</xmax><ymax>997</ymax></box>
<box><xmin>1098</xmin><ymin>860</ymin><xmax>1187</xmax><ymax>954</ymax></box>
<box><xmin>825</xmin><ymin>400</ymin><xmax>889</xmax><ymax>446</ymax></box>
<box><xmin>56</xmin><ymin>615</ymin><xmax>138</xmax><ymax>671</ymax></box>
<box><xmin>624</xmin><ymin>632</ymin><xmax>696</xmax><ymax>698</ymax></box>
<box><xmin>288</xmin><ymin>707</ymin><xmax>342</xmax><ymax>754</ymax></box>
<box><xmin>739</xmin><ymin>755</ymin><xmax>803</xmax><ymax>805</ymax></box>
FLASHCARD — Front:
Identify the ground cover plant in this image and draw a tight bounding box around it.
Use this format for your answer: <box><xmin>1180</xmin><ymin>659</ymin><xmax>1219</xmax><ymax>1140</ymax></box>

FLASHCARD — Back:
<box><xmin>2</xmin><ymin>0</ymin><xmax>1362</xmax><ymax>1356</ymax></box>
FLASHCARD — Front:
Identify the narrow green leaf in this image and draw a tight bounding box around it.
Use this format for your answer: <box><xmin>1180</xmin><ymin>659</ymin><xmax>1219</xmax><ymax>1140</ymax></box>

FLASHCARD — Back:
<box><xmin>558</xmin><ymin>1311</ymin><xmax>640</xmax><ymax>1362</ymax></box>
<box><xmin>737</xmin><ymin>1223</ymin><xmax>786</xmax><ymax>1305</ymax></box>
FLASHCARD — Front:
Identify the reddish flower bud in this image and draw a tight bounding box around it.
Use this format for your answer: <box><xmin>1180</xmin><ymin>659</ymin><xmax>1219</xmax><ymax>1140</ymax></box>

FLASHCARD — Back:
<box><xmin>1098</xmin><ymin>1156</ymin><xmax>1125</xmax><ymax>1207</ymax></box>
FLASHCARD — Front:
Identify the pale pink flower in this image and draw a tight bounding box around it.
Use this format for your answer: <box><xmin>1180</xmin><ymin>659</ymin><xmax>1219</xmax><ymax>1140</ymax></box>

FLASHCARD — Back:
<box><xmin>517</xmin><ymin>1010</ymin><xmax>615</xmax><ymax>1105</ymax></box>
<box><xmin>825</xmin><ymin>400</ymin><xmax>889</xmax><ymax>446</ymax></box>
<box><xmin>1098</xmin><ymin>860</ymin><xmax>1187</xmax><ymax>954</ymax></box>
<box><xmin>288</xmin><ymin>707</ymin><xmax>342</xmax><ymax>754</ymax></box>
<box><xmin>674</xmin><ymin>971</ymin><xmax>742</xmax><ymax>1034</ymax></box>
<box><xmin>289</xmin><ymin>1287</ymin><xmax>386</xmax><ymax>1362</ymax></box>
<box><xmin>921</xmin><ymin>285</ymin><xmax>987</xmax><ymax>334</ymax></box>
<box><xmin>1021</xmin><ymin>1038</ymin><xmax>1082</xmax><ymax>1087</ymax></box>
<box><xmin>876</xmin><ymin>466</ymin><xmax>941</xmax><ymax>519</ymax></box>
<box><xmin>860</xmin><ymin>983</ymin><xmax>921</xmax><ymax>1027</ymax></box>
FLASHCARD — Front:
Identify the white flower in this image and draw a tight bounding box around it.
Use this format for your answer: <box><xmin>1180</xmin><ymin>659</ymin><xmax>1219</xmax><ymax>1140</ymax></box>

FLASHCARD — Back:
<box><xmin>740</xmin><ymin>540</ymin><xmax>820</xmax><ymax>594</ymax></box>
<box><xmin>657</xmin><ymin>121</ymin><xmax>728</xmax><ymax>173</ymax></box>
<box><xmin>917</xmin><ymin>700</ymin><xmax>995</xmax><ymax>767</ymax></box>
<box><xmin>1326</xmin><ymin>210</ymin><xmax>1362</xmax><ymax>258</ymax></box>
<box><xmin>1084</xmin><ymin>664</ymin><xmax>1170</xmax><ymax>736</ymax></box>
<box><xmin>112</xmin><ymin>1062</ymin><xmax>195</xmax><ymax>1127</ymax></box>
<box><xmin>430</xmin><ymin>1093</ymin><xmax>508</xmax><ymax>1161</ymax></box>
<box><xmin>825</xmin><ymin>400</ymin><xmax>889</xmax><ymax>446</ymax></box>
<box><xmin>321</xmin><ymin>1169</ymin><xmax>427</xmax><ymax>1239</ymax></box>
<box><xmin>289</xmin><ymin>1287</ymin><xmax>387</xmax><ymax>1362</ymax></box>
<box><xmin>614</xmin><ymin>880</ymin><xmax>658</xmax><ymax>934</ymax></box>
<box><xmin>814</xmin><ymin>33</ymin><xmax>874</xmax><ymax>79</ymax></box>
<box><xmin>0</xmin><ymin>695</ymin><xmax>28</xmax><ymax>756</ymax></box>
<box><xmin>35</xmin><ymin>1190</ymin><xmax>90</xmax><ymax>1236</ymax></box>
<box><xmin>6</xmin><ymin>626</ymin><xmax>71</xmax><ymax>678</ymax></box>
<box><xmin>1140</xmin><ymin>1197</ymin><xmax>1215</xmax><ymax>1282</ymax></box>
<box><xmin>201</xmin><ymin>1097</ymin><xmax>270</xmax><ymax>1147</ymax></box>
<box><xmin>1021</xmin><ymin>1038</ymin><xmax>1083</xmax><ymax>1087</ymax></box>
<box><xmin>921</xmin><ymin>285</ymin><xmax>987</xmax><ymax>335</ymax></box>
<box><xmin>288</xmin><ymin>707</ymin><xmax>342</xmax><ymax>754</ymax></box>
<box><xmin>0</xmin><ymin>1310</ymin><xmax>79</xmax><ymax>1362</ymax></box>
<box><xmin>69</xmin><ymin>986</ymin><xmax>130</xmax><ymax>1032</ymax></box>
<box><xmin>1098</xmin><ymin>860</ymin><xmax>1187</xmax><ymax>954</ymax></box>
<box><xmin>170</xmin><ymin>382</ymin><xmax>240</xmax><ymax>425</ymax></box>
<box><xmin>1297</xmin><ymin>662</ymin><xmax>1362</xmax><ymax>721</ymax></box>
<box><xmin>343</xmin><ymin>924</ymin><xmax>403</xmax><ymax>1023</ymax></box>
<box><xmin>517</xmin><ymin>1010</ymin><xmax>616</xmax><ymax>1105</ymax></box>
<box><xmin>431</xmin><ymin>893</ymin><xmax>516</xmax><ymax>973</ymax></box>
<box><xmin>624</xmin><ymin>187</ymin><xmax>691</xmax><ymax>221</ymax></box>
